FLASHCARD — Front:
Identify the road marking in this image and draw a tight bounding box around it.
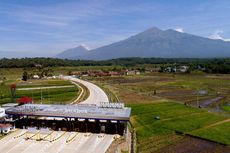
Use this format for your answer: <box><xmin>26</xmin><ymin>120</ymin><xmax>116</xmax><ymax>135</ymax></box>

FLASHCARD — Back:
<box><xmin>17</xmin><ymin>85</ymin><xmax>75</xmax><ymax>90</ymax></box>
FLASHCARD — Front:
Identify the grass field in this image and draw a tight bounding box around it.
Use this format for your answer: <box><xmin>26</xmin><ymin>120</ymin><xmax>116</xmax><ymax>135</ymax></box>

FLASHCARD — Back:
<box><xmin>0</xmin><ymin>79</ymin><xmax>80</xmax><ymax>104</ymax></box>
<box><xmin>90</xmin><ymin>73</ymin><xmax>230</xmax><ymax>152</ymax></box>
<box><xmin>129</xmin><ymin>101</ymin><xmax>229</xmax><ymax>143</ymax></box>
<box><xmin>91</xmin><ymin>73</ymin><xmax>230</xmax><ymax>108</ymax></box>
<box><xmin>222</xmin><ymin>105</ymin><xmax>230</xmax><ymax>113</ymax></box>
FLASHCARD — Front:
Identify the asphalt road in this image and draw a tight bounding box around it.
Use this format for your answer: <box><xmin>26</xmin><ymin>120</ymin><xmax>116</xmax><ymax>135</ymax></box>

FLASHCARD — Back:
<box><xmin>0</xmin><ymin>130</ymin><xmax>115</xmax><ymax>153</ymax></box>
<box><xmin>63</xmin><ymin>76</ymin><xmax>109</xmax><ymax>105</ymax></box>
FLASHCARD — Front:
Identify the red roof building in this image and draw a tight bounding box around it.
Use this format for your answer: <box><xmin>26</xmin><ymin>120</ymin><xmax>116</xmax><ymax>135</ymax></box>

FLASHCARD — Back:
<box><xmin>17</xmin><ymin>96</ymin><xmax>33</xmax><ymax>104</ymax></box>
<box><xmin>0</xmin><ymin>124</ymin><xmax>11</xmax><ymax>129</ymax></box>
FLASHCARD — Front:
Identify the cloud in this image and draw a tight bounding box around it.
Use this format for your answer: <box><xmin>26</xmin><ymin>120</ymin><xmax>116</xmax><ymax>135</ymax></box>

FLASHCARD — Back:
<box><xmin>209</xmin><ymin>30</ymin><xmax>230</xmax><ymax>41</ymax></box>
<box><xmin>174</xmin><ymin>28</ymin><xmax>184</xmax><ymax>33</ymax></box>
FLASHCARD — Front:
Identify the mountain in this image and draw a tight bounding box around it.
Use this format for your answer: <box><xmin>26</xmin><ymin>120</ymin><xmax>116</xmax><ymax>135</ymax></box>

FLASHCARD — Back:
<box><xmin>56</xmin><ymin>45</ymin><xmax>89</xmax><ymax>59</ymax></box>
<box><xmin>60</xmin><ymin>27</ymin><xmax>230</xmax><ymax>60</ymax></box>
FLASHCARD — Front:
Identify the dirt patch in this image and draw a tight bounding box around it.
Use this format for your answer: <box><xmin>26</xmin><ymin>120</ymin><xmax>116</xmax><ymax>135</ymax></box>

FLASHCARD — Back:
<box><xmin>199</xmin><ymin>96</ymin><xmax>226</xmax><ymax>108</ymax></box>
<box><xmin>155</xmin><ymin>136</ymin><xmax>230</xmax><ymax>153</ymax></box>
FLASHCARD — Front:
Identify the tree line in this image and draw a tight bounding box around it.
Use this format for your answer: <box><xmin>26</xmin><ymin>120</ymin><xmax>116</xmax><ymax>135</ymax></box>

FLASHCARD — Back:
<box><xmin>0</xmin><ymin>57</ymin><xmax>229</xmax><ymax>74</ymax></box>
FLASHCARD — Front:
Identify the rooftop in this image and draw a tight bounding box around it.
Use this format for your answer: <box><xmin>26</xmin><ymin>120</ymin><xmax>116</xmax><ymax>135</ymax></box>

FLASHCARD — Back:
<box><xmin>5</xmin><ymin>103</ymin><xmax>131</xmax><ymax>121</ymax></box>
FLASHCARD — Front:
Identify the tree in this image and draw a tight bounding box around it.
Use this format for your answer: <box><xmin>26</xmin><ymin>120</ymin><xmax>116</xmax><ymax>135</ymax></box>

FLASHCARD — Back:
<box><xmin>22</xmin><ymin>71</ymin><xmax>28</xmax><ymax>81</ymax></box>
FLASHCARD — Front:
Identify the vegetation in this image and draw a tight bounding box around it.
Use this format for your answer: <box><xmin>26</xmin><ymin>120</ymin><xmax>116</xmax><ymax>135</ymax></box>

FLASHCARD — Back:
<box><xmin>90</xmin><ymin>73</ymin><xmax>230</xmax><ymax>152</ymax></box>
<box><xmin>0</xmin><ymin>57</ymin><xmax>230</xmax><ymax>74</ymax></box>
<box><xmin>0</xmin><ymin>78</ymin><xmax>80</xmax><ymax>105</ymax></box>
<box><xmin>191</xmin><ymin>121</ymin><xmax>230</xmax><ymax>145</ymax></box>
<box><xmin>128</xmin><ymin>101</ymin><xmax>230</xmax><ymax>153</ymax></box>
<box><xmin>222</xmin><ymin>105</ymin><xmax>230</xmax><ymax>113</ymax></box>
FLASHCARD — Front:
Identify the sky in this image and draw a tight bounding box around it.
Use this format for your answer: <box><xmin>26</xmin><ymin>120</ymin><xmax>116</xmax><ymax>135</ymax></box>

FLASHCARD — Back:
<box><xmin>0</xmin><ymin>0</ymin><xmax>230</xmax><ymax>57</ymax></box>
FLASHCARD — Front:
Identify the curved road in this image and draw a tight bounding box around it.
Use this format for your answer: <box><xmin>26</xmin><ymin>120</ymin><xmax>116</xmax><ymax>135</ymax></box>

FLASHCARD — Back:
<box><xmin>63</xmin><ymin>76</ymin><xmax>109</xmax><ymax>105</ymax></box>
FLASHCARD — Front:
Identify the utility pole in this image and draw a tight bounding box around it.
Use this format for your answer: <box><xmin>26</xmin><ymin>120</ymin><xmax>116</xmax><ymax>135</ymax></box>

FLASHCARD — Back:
<box><xmin>196</xmin><ymin>88</ymin><xmax>199</xmax><ymax>107</ymax></box>
<box><xmin>40</xmin><ymin>88</ymin><xmax>43</xmax><ymax>104</ymax></box>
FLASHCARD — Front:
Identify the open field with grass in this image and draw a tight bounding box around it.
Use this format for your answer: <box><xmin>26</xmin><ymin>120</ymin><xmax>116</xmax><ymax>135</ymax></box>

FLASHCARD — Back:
<box><xmin>0</xmin><ymin>79</ymin><xmax>80</xmax><ymax>104</ymax></box>
<box><xmin>129</xmin><ymin>102</ymin><xmax>229</xmax><ymax>145</ymax></box>
<box><xmin>89</xmin><ymin>73</ymin><xmax>230</xmax><ymax>152</ymax></box>
<box><xmin>91</xmin><ymin>73</ymin><xmax>230</xmax><ymax>109</ymax></box>
<box><xmin>0</xmin><ymin>68</ymin><xmax>81</xmax><ymax>105</ymax></box>
<box><xmin>223</xmin><ymin>105</ymin><xmax>230</xmax><ymax>113</ymax></box>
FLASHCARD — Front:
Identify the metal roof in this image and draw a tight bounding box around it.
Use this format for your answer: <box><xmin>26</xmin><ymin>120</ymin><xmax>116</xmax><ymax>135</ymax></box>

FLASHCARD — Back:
<box><xmin>5</xmin><ymin>104</ymin><xmax>131</xmax><ymax>121</ymax></box>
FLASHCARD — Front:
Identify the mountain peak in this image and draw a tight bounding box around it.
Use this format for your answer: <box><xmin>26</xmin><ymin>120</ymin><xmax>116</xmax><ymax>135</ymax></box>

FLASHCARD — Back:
<box><xmin>78</xmin><ymin>44</ymin><xmax>89</xmax><ymax>50</ymax></box>
<box><xmin>56</xmin><ymin>45</ymin><xmax>88</xmax><ymax>59</ymax></box>
<box><xmin>143</xmin><ymin>27</ymin><xmax>162</xmax><ymax>33</ymax></box>
<box><xmin>56</xmin><ymin>26</ymin><xmax>230</xmax><ymax>60</ymax></box>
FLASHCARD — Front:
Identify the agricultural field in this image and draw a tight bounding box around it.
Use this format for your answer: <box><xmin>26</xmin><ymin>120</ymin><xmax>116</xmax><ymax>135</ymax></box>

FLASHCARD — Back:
<box><xmin>88</xmin><ymin>72</ymin><xmax>230</xmax><ymax>152</ymax></box>
<box><xmin>91</xmin><ymin>73</ymin><xmax>230</xmax><ymax>110</ymax></box>
<box><xmin>129</xmin><ymin>102</ymin><xmax>230</xmax><ymax>152</ymax></box>
<box><xmin>222</xmin><ymin>105</ymin><xmax>230</xmax><ymax>113</ymax></box>
<box><xmin>0</xmin><ymin>68</ymin><xmax>80</xmax><ymax>105</ymax></box>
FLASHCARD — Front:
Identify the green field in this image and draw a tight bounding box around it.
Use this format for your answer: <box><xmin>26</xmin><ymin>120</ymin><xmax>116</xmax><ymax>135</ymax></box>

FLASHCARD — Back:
<box><xmin>90</xmin><ymin>73</ymin><xmax>230</xmax><ymax>152</ymax></box>
<box><xmin>130</xmin><ymin>101</ymin><xmax>228</xmax><ymax>139</ymax></box>
<box><xmin>0</xmin><ymin>77</ymin><xmax>80</xmax><ymax>105</ymax></box>
<box><xmin>128</xmin><ymin>102</ymin><xmax>230</xmax><ymax>152</ymax></box>
<box><xmin>223</xmin><ymin>105</ymin><xmax>230</xmax><ymax>113</ymax></box>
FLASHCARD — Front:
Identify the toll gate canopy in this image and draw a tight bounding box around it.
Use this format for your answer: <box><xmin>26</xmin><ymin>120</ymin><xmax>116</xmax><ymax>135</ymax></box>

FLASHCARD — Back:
<box><xmin>5</xmin><ymin>103</ymin><xmax>131</xmax><ymax>121</ymax></box>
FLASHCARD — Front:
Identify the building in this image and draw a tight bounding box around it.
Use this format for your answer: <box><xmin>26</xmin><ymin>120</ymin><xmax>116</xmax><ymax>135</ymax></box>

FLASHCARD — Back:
<box><xmin>179</xmin><ymin>65</ymin><xmax>189</xmax><ymax>73</ymax></box>
<box><xmin>0</xmin><ymin>107</ymin><xmax>6</xmax><ymax>122</ymax></box>
<box><xmin>1</xmin><ymin>103</ymin><xmax>19</xmax><ymax>110</ymax></box>
<box><xmin>33</xmin><ymin>75</ymin><xmax>40</xmax><ymax>79</ymax></box>
<box><xmin>0</xmin><ymin>124</ymin><xmax>12</xmax><ymax>134</ymax></box>
<box><xmin>17</xmin><ymin>96</ymin><xmax>33</xmax><ymax>104</ymax></box>
<box><xmin>126</xmin><ymin>70</ymin><xmax>141</xmax><ymax>75</ymax></box>
<box><xmin>0</xmin><ymin>108</ymin><xmax>5</xmax><ymax>118</ymax></box>
<box><xmin>5</xmin><ymin>103</ymin><xmax>131</xmax><ymax>135</ymax></box>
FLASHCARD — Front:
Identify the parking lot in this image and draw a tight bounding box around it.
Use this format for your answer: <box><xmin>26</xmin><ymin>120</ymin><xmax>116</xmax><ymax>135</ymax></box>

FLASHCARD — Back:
<box><xmin>0</xmin><ymin>129</ymin><xmax>115</xmax><ymax>153</ymax></box>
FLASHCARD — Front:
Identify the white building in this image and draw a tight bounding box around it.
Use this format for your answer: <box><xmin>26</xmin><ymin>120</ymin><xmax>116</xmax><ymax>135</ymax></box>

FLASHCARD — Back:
<box><xmin>0</xmin><ymin>108</ymin><xmax>6</xmax><ymax>118</ymax></box>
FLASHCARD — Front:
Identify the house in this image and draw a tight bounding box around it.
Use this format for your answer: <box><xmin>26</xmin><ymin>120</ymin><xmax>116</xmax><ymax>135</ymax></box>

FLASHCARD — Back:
<box><xmin>179</xmin><ymin>66</ymin><xmax>189</xmax><ymax>73</ymax></box>
<box><xmin>126</xmin><ymin>70</ymin><xmax>141</xmax><ymax>75</ymax></box>
<box><xmin>33</xmin><ymin>75</ymin><xmax>40</xmax><ymax>79</ymax></box>
<box><xmin>109</xmin><ymin>71</ymin><xmax>120</xmax><ymax>76</ymax></box>
<box><xmin>135</xmin><ymin>71</ymin><xmax>141</xmax><ymax>75</ymax></box>
<box><xmin>0</xmin><ymin>124</ymin><xmax>12</xmax><ymax>134</ymax></box>
<box><xmin>0</xmin><ymin>108</ymin><xmax>5</xmax><ymax>118</ymax></box>
<box><xmin>17</xmin><ymin>96</ymin><xmax>33</xmax><ymax>105</ymax></box>
<box><xmin>165</xmin><ymin>67</ymin><xmax>177</xmax><ymax>73</ymax></box>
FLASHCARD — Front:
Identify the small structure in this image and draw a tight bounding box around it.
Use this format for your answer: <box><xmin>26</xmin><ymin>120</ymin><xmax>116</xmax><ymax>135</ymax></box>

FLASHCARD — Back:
<box><xmin>0</xmin><ymin>124</ymin><xmax>12</xmax><ymax>134</ymax></box>
<box><xmin>17</xmin><ymin>96</ymin><xmax>33</xmax><ymax>105</ymax></box>
<box><xmin>179</xmin><ymin>66</ymin><xmax>189</xmax><ymax>73</ymax></box>
<box><xmin>109</xmin><ymin>71</ymin><xmax>120</xmax><ymax>76</ymax></box>
<box><xmin>0</xmin><ymin>108</ymin><xmax>6</xmax><ymax>122</ymax></box>
<box><xmin>0</xmin><ymin>108</ymin><xmax>6</xmax><ymax>118</ymax></box>
<box><xmin>33</xmin><ymin>75</ymin><xmax>40</xmax><ymax>79</ymax></box>
<box><xmin>126</xmin><ymin>70</ymin><xmax>141</xmax><ymax>75</ymax></box>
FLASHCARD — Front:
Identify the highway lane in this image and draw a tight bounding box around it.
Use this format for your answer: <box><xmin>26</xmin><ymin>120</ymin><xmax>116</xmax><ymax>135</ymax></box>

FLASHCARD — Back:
<box><xmin>0</xmin><ymin>130</ymin><xmax>115</xmax><ymax>153</ymax></box>
<box><xmin>63</xmin><ymin>76</ymin><xmax>109</xmax><ymax>105</ymax></box>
